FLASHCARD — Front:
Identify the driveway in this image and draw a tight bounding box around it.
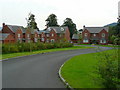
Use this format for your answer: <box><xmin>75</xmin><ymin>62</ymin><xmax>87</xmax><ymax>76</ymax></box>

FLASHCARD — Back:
<box><xmin>2</xmin><ymin>47</ymin><xmax>111</xmax><ymax>88</ymax></box>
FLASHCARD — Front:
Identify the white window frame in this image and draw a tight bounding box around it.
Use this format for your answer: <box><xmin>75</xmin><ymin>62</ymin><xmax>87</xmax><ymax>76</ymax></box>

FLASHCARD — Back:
<box><xmin>46</xmin><ymin>34</ymin><xmax>49</xmax><ymax>37</ymax></box>
<box><xmin>85</xmin><ymin>33</ymin><xmax>88</xmax><ymax>36</ymax></box>
<box><xmin>18</xmin><ymin>34</ymin><xmax>20</xmax><ymax>38</ymax></box>
<box><xmin>93</xmin><ymin>34</ymin><xmax>96</xmax><ymax>36</ymax></box>
<box><xmin>27</xmin><ymin>34</ymin><xmax>30</xmax><ymax>38</ymax></box>
<box><xmin>51</xmin><ymin>39</ymin><xmax>55</xmax><ymax>43</ymax></box>
<box><xmin>51</xmin><ymin>34</ymin><xmax>54</xmax><ymax>37</ymax></box>
<box><xmin>83</xmin><ymin>39</ymin><xmax>88</xmax><ymax>43</ymax></box>
<box><xmin>41</xmin><ymin>38</ymin><xmax>44</xmax><ymax>42</ymax></box>
<box><xmin>102</xmin><ymin>33</ymin><xmax>105</xmax><ymax>37</ymax></box>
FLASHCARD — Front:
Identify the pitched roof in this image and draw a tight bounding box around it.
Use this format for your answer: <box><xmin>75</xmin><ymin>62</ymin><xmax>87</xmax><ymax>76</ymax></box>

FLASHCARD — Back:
<box><xmin>84</xmin><ymin>27</ymin><xmax>108</xmax><ymax>33</ymax></box>
<box><xmin>7</xmin><ymin>25</ymin><xmax>26</xmax><ymax>33</ymax></box>
<box><xmin>72</xmin><ymin>34</ymin><xmax>79</xmax><ymax>39</ymax></box>
<box><xmin>0</xmin><ymin>33</ymin><xmax>9</xmax><ymax>40</ymax></box>
<box><xmin>46</xmin><ymin>26</ymin><xmax>68</xmax><ymax>33</ymax></box>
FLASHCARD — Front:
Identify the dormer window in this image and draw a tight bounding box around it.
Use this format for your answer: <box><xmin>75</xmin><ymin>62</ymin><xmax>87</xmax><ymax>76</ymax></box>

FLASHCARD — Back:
<box><xmin>102</xmin><ymin>33</ymin><xmax>105</xmax><ymax>37</ymax></box>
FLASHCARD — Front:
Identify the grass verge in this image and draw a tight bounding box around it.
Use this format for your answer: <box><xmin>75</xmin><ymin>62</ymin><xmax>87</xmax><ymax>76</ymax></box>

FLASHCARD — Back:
<box><xmin>1</xmin><ymin>46</ymin><xmax>93</xmax><ymax>60</ymax></box>
<box><xmin>61</xmin><ymin>49</ymin><xmax>118</xmax><ymax>88</ymax></box>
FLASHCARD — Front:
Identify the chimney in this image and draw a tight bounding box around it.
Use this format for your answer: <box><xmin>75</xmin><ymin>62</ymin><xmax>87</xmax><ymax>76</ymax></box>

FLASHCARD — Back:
<box><xmin>3</xmin><ymin>23</ymin><xmax>5</xmax><ymax>26</ymax></box>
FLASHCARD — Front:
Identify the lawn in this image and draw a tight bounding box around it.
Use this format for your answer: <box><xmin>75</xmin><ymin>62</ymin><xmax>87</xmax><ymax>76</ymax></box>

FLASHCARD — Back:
<box><xmin>1</xmin><ymin>46</ymin><xmax>93</xmax><ymax>60</ymax></box>
<box><xmin>61</xmin><ymin>49</ymin><xmax>118</xmax><ymax>88</ymax></box>
<box><xmin>78</xmin><ymin>44</ymin><xmax>120</xmax><ymax>47</ymax></box>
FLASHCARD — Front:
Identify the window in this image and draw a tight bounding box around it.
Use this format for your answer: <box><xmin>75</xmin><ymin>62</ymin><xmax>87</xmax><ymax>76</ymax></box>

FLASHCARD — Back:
<box><xmin>27</xmin><ymin>34</ymin><xmax>29</xmax><ymax>38</ymax></box>
<box><xmin>102</xmin><ymin>33</ymin><xmax>105</xmax><ymax>37</ymax></box>
<box><xmin>85</xmin><ymin>33</ymin><xmax>88</xmax><ymax>36</ymax></box>
<box><xmin>51</xmin><ymin>39</ymin><xmax>55</xmax><ymax>43</ymax></box>
<box><xmin>46</xmin><ymin>39</ymin><xmax>49</xmax><ymax>42</ymax></box>
<box><xmin>83</xmin><ymin>39</ymin><xmax>88</xmax><ymax>43</ymax></box>
<box><xmin>51</xmin><ymin>34</ymin><xmax>54</xmax><ymax>37</ymax></box>
<box><xmin>46</xmin><ymin>34</ymin><xmax>49</xmax><ymax>37</ymax></box>
<box><xmin>34</xmin><ymin>38</ymin><xmax>37</xmax><ymax>42</ymax></box>
<box><xmin>41</xmin><ymin>38</ymin><xmax>44</xmax><ymax>41</ymax></box>
<box><xmin>93</xmin><ymin>34</ymin><xmax>96</xmax><ymax>36</ymax></box>
<box><xmin>18</xmin><ymin>34</ymin><xmax>20</xmax><ymax>38</ymax></box>
<box><xmin>100</xmin><ymin>40</ymin><xmax>106</xmax><ymax>43</ymax></box>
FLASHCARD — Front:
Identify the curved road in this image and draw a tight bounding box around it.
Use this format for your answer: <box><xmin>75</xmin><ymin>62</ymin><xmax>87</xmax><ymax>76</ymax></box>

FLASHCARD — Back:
<box><xmin>2</xmin><ymin>46</ymin><xmax>111</xmax><ymax>88</ymax></box>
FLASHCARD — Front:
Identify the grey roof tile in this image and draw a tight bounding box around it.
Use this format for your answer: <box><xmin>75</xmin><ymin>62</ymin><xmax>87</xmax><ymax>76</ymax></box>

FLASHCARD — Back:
<box><xmin>84</xmin><ymin>27</ymin><xmax>108</xmax><ymax>33</ymax></box>
<box><xmin>72</xmin><ymin>34</ymin><xmax>79</xmax><ymax>39</ymax></box>
<box><xmin>7</xmin><ymin>25</ymin><xmax>26</xmax><ymax>33</ymax></box>
<box><xmin>0</xmin><ymin>33</ymin><xmax>9</xmax><ymax>40</ymax></box>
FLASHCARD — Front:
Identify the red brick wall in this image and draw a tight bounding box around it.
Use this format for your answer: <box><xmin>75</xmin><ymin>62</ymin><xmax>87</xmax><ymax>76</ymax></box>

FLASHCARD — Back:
<box><xmin>82</xmin><ymin>29</ymin><xmax>90</xmax><ymax>44</ymax></box>
<box><xmin>99</xmin><ymin>29</ymin><xmax>108</xmax><ymax>45</ymax></box>
<box><xmin>49</xmin><ymin>29</ymin><xmax>57</xmax><ymax>42</ymax></box>
<box><xmin>65</xmin><ymin>28</ymin><xmax>71</xmax><ymax>41</ymax></box>
<box><xmin>25</xmin><ymin>29</ymin><xmax>31</xmax><ymax>43</ymax></box>
<box><xmin>2</xmin><ymin>25</ymin><xmax>14</xmax><ymax>37</ymax></box>
<box><xmin>15</xmin><ymin>28</ymin><xmax>23</xmax><ymax>43</ymax></box>
<box><xmin>3</xmin><ymin>34</ymin><xmax>15</xmax><ymax>44</ymax></box>
<box><xmin>40</xmin><ymin>32</ymin><xmax>46</xmax><ymax>42</ymax></box>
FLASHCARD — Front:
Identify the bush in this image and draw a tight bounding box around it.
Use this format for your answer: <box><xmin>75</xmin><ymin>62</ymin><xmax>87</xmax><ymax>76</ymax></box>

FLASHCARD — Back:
<box><xmin>2</xmin><ymin>42</ymin><xmax>73</xmax><ymax>54</ymax></box>
<box><xmin>96</xmin><ymin>49</ymin><xmax>120</xmax><ymax>88</ymax></box>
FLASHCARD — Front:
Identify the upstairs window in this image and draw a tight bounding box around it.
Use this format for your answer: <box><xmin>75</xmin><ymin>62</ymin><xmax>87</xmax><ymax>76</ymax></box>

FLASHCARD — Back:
<box><xmin>85</xmin><ymin>33</ymin><xmax>88</xmax><ymax>36</ymax></box>
<box><xmin>52</xmin><ymin>34</ymin><xmax>54</xmax><ymax>37</ymax></box>
<box><xmin>93</xmin><ymin>34</ymin><xmax>96</xmax><ymax>36</ymax></box>
<box><xmin>102</xmin><ymin>33</ymin><xmax>105</xmax><ymax>37</ymax></box>
<box><xmin>18</xmin><ymin>34</ymin><xmax>20</xmax><ymax>38</ymax></box>
<box><xmin>27</xmin><ymin>34</ymin><xmax>29</xmax><ymax>38</ymax></box>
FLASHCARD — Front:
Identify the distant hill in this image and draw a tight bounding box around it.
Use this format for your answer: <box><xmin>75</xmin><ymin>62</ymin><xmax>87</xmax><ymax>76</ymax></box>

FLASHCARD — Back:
<box><xmin>104</xmin><ymin>22</ymin><xmax>117</xmax><ymax>27</ymax></box>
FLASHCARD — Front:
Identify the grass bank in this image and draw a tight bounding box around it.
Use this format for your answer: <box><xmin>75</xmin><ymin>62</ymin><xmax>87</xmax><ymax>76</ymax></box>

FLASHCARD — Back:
<box><xmin>61</xmin><ymin>49</ymin><xmax>118</xmax><ymax>88</ymax></box>
<box><xmin>1</xmin><ymin>46</ymin><xmax>93</xmax><ymax>60</ymax></box>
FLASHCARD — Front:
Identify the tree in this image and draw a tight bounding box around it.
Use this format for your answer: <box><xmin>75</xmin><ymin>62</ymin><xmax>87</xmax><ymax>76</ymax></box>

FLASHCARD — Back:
<box><xmin>45</xmin><ymin>14</ymin><xmax>59</xmax><ymax>28</ymax></box>
<box><xmin>26</xmin><ymin>13</ymin><xmax>38</xmax><ymax>29</ymax></box>
<box><xmin>62</xmin><ymin>18</ymin><xmax>77</xmax><ymax>39</ymax></box>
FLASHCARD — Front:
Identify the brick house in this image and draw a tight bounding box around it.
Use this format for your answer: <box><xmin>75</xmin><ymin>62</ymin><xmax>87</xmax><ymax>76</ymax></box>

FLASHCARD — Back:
<box><xmin>2</xmin><ymin>23</ymin><xmax>24</xmax><ymax>43</ymax></box>
<box><xmin>82</xmin><ymin>26</ymin><xmax>109</xmax><ymax>44</ymax></box>
<box><xmin>22</xmin><ymin>28</ymin><xmax>31</xmax><ymax>43</ymax></box>
<box><xmin>0</xmin><ymin>33</ymin><xmax>15</xmax><ymax>44</ymax></box>
<box><xmin>31</xmin><ymin>29</ymin><xmax>39</xmax><ymax>43</ymax></box>
<box><xmin>43</xmin><ymin>26</ymin><xmax>71</xmax><ymax>43</ymax></box>
<box><xmin>72</xmin><ymin>34</ymin><xmax>79</xmax><ymax>43</ymax></box>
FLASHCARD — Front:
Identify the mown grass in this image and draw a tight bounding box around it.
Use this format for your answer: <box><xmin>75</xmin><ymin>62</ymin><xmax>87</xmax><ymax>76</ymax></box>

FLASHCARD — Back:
<box><xmin>61</xmin><ymin>49</ymin><xmax>118</xmax><ymax>88</ymax></box>
<box><xmin>1</xmin><ymin>46</ymin><xmax>93</xmax><ymax>60</ymax></box>
<box><xmin>78</xmin><ymin>44</ymin><xmax>120</xmax><ymax>47</ymax></box>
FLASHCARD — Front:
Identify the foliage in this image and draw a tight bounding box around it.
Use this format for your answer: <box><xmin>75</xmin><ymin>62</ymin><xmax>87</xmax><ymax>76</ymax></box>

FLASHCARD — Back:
<box><xmin>108</xmin><ymin>17</ymin><xmax>120</xmax><ymax>45</ymax></box>
<box><xmin>61</xmin><ymin>49</ymin><xmax>119</xmax><ymax>88</ymax></box>
<box><xmin>26</xmin><ymin>13</ymin><xmax>38</xmax><ymax>29</ymax></box>
<box><xmin>62</xmin><ymin>18</ymin><xmax>77</xmax><ymax>39</ymax></box>
<box><xmin>45</xmin><ymin>14</ymin><xmax>59</xmax><ymax>28</ymax></box>
<box><xmin>2</xmin><ymin>42</ymin><xmax>73</xmax><ymax>54</ymax></box>
<box><xmin>96</xmin><ymin>49</ymin><xmax>119</xmax><ymax>88</ymax></box>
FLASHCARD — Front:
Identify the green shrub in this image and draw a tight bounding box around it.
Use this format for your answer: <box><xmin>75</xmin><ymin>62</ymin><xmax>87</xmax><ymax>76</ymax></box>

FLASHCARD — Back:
<box><xmin>2</xmin><ymin>42</ymin><xmax>73</xmax><ymax>54</ymax></box>
<box><xmin>96</xmin><ymin>49</ymin><xmax>120</xmax><ymax>88</ymax></box>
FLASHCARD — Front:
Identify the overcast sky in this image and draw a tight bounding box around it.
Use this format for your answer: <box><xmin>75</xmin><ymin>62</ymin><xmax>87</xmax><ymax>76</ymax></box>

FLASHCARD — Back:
<box><xmin>0</xmin><ymin>0</ymin><xmax>119</xmax><ymax>30</ymax></box>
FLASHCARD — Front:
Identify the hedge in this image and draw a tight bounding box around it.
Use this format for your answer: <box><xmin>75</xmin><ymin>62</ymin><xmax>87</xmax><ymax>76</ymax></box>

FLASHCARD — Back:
<box><xmin>2</xmin><ymin>42</ymin><xmax>73</xmax><ymax>54</ymax></box>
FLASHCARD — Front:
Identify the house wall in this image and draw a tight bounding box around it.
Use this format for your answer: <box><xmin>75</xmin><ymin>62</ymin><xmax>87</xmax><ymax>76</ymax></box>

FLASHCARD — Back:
<box><xmin>82</xmin><ymin>29</ymin><xmax>90</xmax><ymax>44</ymax></box>
<box><xmin>3</xmin><ymin>34</ymin><xmax>15</xmax><ymax>44</ymax></box>
<box><xmin>65</xmin><ymin>28</ymin><xmax>71</xmax><ymax>41</ymax></box>
<box><xmin>99</xmin><ymin>29</ymin><xmax>108</xmax><ymax>45</ymax></box>
<box><xmin>25</xmin><ymin>29</ymin><xmax>31</xmax><ymax>43</ymax></box>
<box><xmin>2</xmin><ymin>25</ymin><xmax>14</xmax><ymax>37</ymax></box>
<box><xmin>49</xmin><ymin>30</ymin><xmax>57</xmax><ymax>42</ymax></box>
<box><xmin>15</xmin><ymin>28</ymin><xmax>23</xmax><ymax>43</ymax></box>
